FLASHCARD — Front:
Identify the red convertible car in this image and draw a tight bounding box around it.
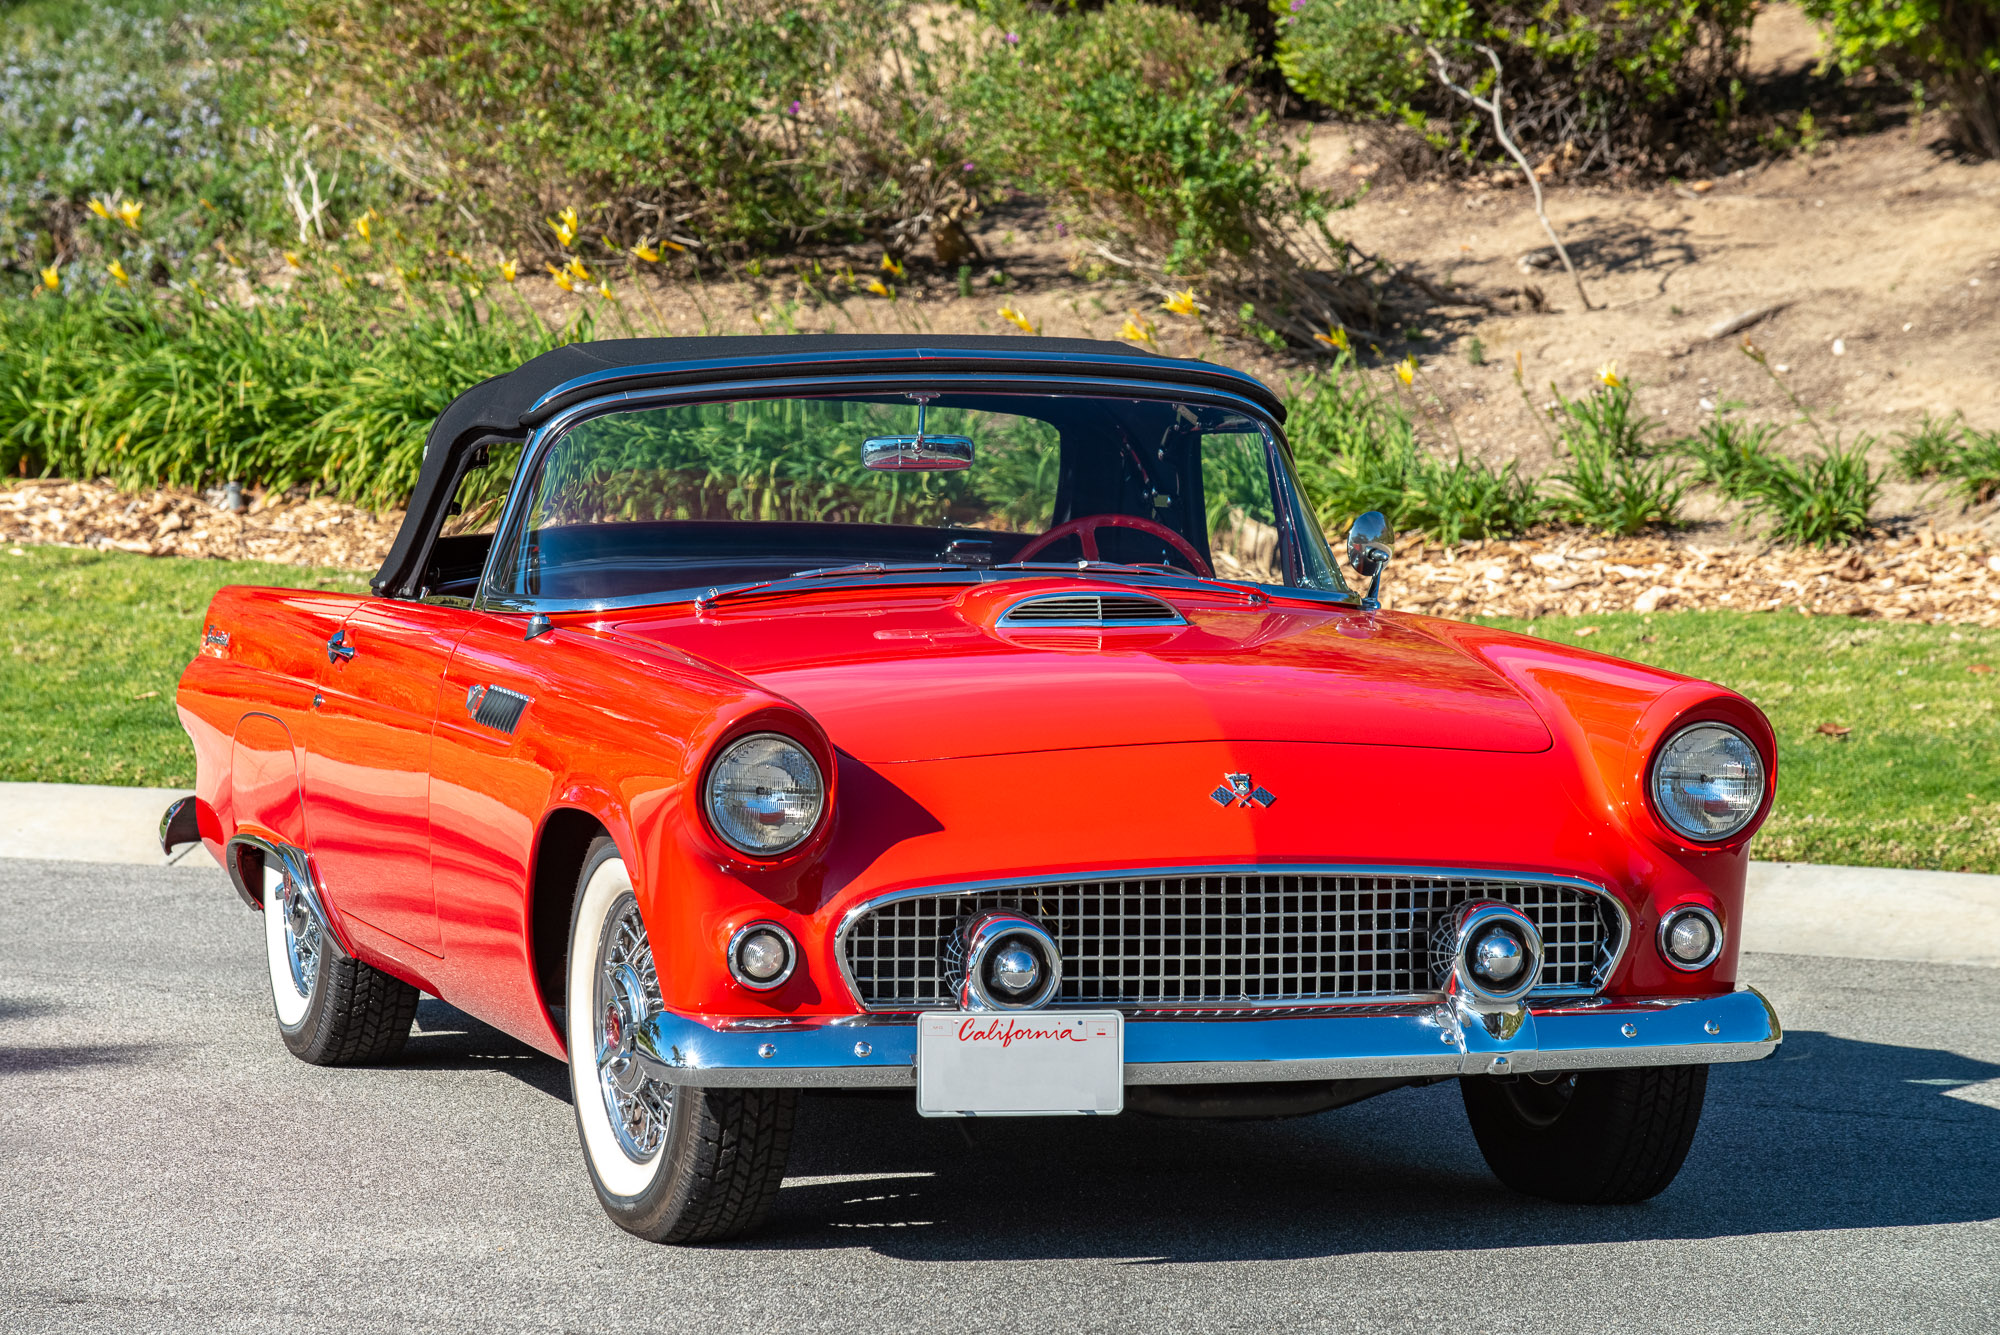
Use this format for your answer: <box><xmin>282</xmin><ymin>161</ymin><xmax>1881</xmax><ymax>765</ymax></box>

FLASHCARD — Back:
<box><xmin>165</xmin><ymin>335</ymin><xmax>1781</xmax><ymax>1243</ymax></box>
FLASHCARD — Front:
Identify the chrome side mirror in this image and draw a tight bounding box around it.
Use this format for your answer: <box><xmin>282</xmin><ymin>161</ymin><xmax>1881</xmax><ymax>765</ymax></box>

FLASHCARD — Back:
<box><xmin>1346</xmin><ymin>511</ymin><xmax>1394</xmax><ymax>610</ymax></box>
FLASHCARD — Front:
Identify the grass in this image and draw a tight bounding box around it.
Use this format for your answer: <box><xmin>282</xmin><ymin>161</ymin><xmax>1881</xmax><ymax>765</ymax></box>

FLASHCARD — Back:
<box><xmin>1481</xmin><ymin>610</ymin><xmax>2000</xmax><ymax>873</ymax></box>
<box><xmin>0</xmin><ymin>545</ymin><xmax>365</xmax><ymax>786</ymax></box>
<box><xmin>7</xmin><ymin>547</ymin><xmax>1994</xmax><ymax>873</ymax></box>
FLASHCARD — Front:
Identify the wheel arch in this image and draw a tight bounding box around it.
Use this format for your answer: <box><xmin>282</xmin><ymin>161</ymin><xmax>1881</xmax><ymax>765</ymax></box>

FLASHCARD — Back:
<box><xmin>528</xmin><ymin>806</ymin><xmax>613</xmax><ymax>1036</ymax></box>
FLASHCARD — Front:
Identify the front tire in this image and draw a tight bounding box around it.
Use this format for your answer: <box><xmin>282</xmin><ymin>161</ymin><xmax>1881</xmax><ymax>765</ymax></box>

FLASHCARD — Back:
<box><xmin>262</xmin><ymin>859</ymin><xmax>418</xmax><ymax>1066</ymax></box>
<box><xmin>1461</xmin><ymin>1064</ymin><xmax>1709</xmax><ymax>1204</ymax></box>
<box><xmin>565</xmin><ymin>837</ymin><xmax>796</xmax><ymax>1244</ymax></box>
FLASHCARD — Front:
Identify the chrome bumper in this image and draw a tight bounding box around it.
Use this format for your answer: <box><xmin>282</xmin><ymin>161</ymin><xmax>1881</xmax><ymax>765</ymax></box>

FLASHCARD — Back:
<box><xmin>633</xmin><ymin>988</ymin><xmax>1782</xmax><ymax>1089</ymax></box>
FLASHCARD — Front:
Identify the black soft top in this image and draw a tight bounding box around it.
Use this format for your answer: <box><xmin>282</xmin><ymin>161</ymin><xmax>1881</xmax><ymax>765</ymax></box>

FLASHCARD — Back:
<box><xmin>373</xmin><ymin>334</ymin><xmax>1285</xmax><ymax>596</ymax></box>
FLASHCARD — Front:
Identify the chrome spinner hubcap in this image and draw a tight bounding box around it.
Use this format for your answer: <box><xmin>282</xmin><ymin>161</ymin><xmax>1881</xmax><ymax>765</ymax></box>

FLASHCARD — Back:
<box><xmin>281</xmin><ymin>877</ymin><xmax>323</xmax><ymax>1000</ymax></box>
<box><xmin>595</xmin><ymin>894</ymin><xmax>673</xmax><ymax>1160</ymax></box>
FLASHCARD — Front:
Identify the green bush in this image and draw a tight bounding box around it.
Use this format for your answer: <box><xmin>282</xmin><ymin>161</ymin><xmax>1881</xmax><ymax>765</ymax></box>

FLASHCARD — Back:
<box><xmin>1546</xmin><ymin>382</ymin><xmax>1689</xmax><ymax>534</ymax></box>
<box><xmin>1734</xmin><ymin>437</ymin><xmax>1884</xmax><ymax>547</ymax></box>
<box><xmin>1801</xmin><ymin>0</ymin><xmax>2000</xmax><ymax>159</ymax></box>
<box><xmin>1939</xmin><ymin>426</ymin><xmax>2000</xmax><ymax>505</ymax></box>
<box><xmin>1286</xmin><ymin>360</ymin><xmax>1543</xmax><ymax>543</ymax></box>
<box><xmin>1271</xmin><ymin>0</ymin><xmax>1758</xmax><ymax>173</ymax></box>
<box><xmin>279</xmin><ymin>0</ymin><xmax>977</xmax><ymax>257</ymax></box>
<box><xmin>1685</xmin><ymin>412</ymin><xmax>1785</xmax><ymax>498</ymax></box>
<box><xmin>0</xmin><ymin>282</ymin><xmax>565</xmax><ymax>507</ymax></box>
<box><xmin>1894</xmin><ymin>410</ymin><xmax>1971</xmax><ymax>480</ymax></box>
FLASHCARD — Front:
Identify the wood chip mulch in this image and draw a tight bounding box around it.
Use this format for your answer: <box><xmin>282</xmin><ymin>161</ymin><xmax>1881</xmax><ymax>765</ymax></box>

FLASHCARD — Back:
<box><xmin>7</xmin><ymin>479</ymin><xmax>1999</xmax><ymax>627</ymax></box>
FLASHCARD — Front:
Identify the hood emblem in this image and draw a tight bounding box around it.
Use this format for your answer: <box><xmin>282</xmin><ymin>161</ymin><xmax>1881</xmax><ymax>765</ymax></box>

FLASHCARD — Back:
<box><xmin>1210</xmin><ymin>773</ymin><xmax>1275</xmax><ymax>808</ymax></box>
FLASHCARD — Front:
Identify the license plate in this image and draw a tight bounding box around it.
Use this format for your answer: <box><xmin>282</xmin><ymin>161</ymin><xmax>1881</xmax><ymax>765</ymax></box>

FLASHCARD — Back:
<box><xmin>916</xmin><ymin>1012</ymin><xmax>1124</xmax><ymax>1117</ymax></box>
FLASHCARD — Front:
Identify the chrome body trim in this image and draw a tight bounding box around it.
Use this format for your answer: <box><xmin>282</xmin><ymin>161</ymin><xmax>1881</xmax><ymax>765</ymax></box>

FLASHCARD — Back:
<box><xmin>631</xmin><ymin>987</ymin><xmax>1782</xmax><ymax>1088</ymax></box>
<box><xmin>221</xmin><ymin>835</ymin><xmax>350</xmax><ymax>956</ymax></box>
<box><xmin>831</xmin><ymin>864</ymin><xmax>1634</xmax><ymax>1015</ymax></box>
<box><xmin>996</xmin><ymin>592</ymin><xmax>1186</xmax><ymax>628</ymax></box>
<box><xmin>159</xmin><ymin>796</ymin><xmax>201</xmax><ymax>855</ymax></box>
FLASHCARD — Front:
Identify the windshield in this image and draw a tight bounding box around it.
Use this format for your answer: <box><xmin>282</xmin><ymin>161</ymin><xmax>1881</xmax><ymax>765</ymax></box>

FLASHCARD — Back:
<box><xmin>482</xmin><ymin>392</ymin><xmax>1349</xmax><ymax>605</ymax></box>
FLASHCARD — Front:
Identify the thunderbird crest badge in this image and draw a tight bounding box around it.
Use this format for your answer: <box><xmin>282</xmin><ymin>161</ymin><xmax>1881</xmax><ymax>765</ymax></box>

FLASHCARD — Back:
<box><xmin>1210</xmin><ymin>773</ymin><xmax>1276</xmax><ymax>808</ymax></box>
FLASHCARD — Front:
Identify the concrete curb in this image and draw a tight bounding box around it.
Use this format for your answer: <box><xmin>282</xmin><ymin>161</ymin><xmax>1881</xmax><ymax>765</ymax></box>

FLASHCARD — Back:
<box><xmin>3</xmin><ymin>782</ymin><xmax>1994</xmax><ymax>967</ymax></box>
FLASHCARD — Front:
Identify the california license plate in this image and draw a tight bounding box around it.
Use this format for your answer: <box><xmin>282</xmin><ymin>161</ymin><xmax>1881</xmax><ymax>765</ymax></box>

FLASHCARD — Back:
<box><xmin>916</xmin><ymin>1012</ymin><xmax>1124</xmax><ymax>1117</ymax></box>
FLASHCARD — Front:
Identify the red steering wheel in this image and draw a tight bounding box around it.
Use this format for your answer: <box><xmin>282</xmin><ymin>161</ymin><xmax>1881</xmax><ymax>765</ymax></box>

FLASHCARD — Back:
<box><xmin>1016</xmin><ymin>513</ymin><xmax>1213</xmax><ymax>578</ymax></box>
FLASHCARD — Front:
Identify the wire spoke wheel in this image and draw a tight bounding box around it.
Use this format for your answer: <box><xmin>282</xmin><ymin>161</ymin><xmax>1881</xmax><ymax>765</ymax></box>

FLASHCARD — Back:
<box><xmin>593</xmin><ymin>893</ymin><xmax>673</xmax><ymax>1162</ymax></box>
<box><xmin>280</xmin><ymin>879</ymin><xmax>324</xmax><ymax>1001</ymax></box>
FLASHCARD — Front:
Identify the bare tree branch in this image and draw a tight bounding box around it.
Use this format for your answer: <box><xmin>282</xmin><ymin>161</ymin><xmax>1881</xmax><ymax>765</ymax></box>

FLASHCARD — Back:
<box><xmin>1424</xmin><ymin>42</ymin><xmax>1595</xmax><ymax>313</ymax></box>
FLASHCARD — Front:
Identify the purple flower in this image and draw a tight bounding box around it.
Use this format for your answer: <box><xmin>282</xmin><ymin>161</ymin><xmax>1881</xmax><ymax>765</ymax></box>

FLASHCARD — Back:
<box><xmin>1055</xmin><ymin>222</ymin><xmax>1068</xmax><ymax>236</ymax></box>
<box><xmin>1003</xmin><ymin>31</ymin><xmax>1020</xmax><ymax>44</ymax></box>
<box><xmin>788</xmin><ymin>100</ymin><xmax>802</xmax><ymax>116</ymax></box>
<box><xmin>1289</xmin><ymin>0</ymin><xmax>1304</xmax><ymax>10</ymax></box>
<box><xmin>961</xmin><ymin>160</ymin><xmax>976</xmax><ymax>172</ymax></box>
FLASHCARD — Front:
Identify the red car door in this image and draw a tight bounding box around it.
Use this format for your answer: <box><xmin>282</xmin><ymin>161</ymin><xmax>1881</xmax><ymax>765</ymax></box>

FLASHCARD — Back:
<box><xmin>301</xmin><ymin>600</ymin><xmax>473</xmax><ymax>957</ymax></box>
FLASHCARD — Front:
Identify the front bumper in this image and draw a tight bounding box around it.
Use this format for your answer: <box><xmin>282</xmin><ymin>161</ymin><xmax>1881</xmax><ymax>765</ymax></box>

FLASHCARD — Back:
<box><xmin>633</xmin><ymin>988</ymin><xmax>1782</xmax><ymax>1089</ymax></box>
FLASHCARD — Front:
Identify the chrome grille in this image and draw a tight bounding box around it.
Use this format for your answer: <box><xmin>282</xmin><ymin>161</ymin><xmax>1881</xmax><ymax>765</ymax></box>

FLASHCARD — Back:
<box><xmin>998</xmin><ymin>593</ymin><xmax>1184</xmax><ymax>627</ymax></box>
<box><xmin>840</xmin><ymin>871</ymin><xmax>1619</xmax><ymax>1012</ymax></box>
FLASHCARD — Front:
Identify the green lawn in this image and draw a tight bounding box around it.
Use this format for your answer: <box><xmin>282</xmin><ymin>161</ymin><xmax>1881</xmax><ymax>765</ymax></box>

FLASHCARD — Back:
<box><xmin>0</xmin><ymin>546</ymin><xmax>366</xmax><ymax>787</ymax></box>
<box><xmin>5</xmin><ymin>547</ymin><xmax>1994</xmax><ymax>872</ymax></box>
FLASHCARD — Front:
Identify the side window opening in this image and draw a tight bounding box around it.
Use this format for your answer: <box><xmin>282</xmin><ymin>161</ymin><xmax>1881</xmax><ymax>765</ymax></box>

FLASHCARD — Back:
<box><xmin>422</xmin><ymin>439</ymin><xmax>523</xmax><ymax>599</ymax></box>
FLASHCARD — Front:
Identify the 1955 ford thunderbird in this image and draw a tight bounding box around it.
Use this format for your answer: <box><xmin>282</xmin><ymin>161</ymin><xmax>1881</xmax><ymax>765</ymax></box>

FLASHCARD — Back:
<box><xmin>164</xmin><ymin>334</ymin><xmax>1781</xmax><ymax>1243</ymax></box>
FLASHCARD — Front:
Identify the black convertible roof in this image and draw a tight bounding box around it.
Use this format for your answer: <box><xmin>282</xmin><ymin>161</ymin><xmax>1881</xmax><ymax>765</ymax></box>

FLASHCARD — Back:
<box><xmin>374</xmin><ymin>334</ymin><xmax>1285</xmax><ymax>596</ymax></box>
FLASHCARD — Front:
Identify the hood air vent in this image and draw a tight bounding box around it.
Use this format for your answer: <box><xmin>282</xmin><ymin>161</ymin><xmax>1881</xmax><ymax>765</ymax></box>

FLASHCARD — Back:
<box><xmin>998</xmin><ymin>592</ymin><xmax>1186</xmax><ymax>628</ymax></box>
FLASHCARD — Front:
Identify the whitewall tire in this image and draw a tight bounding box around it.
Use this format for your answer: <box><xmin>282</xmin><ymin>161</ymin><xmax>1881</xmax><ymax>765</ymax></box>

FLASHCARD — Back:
<box><xmin>261</xmin><ymin>851</ymin><xmax>418</xmax><ymax>1066</ymax></box>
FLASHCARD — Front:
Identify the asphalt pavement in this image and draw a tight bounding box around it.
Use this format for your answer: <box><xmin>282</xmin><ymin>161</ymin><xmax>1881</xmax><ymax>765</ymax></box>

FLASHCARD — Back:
<box><xmin>2</xmin><ymin>856</ymin><xmax>1996</xmax><ymax>1335</ymax></box>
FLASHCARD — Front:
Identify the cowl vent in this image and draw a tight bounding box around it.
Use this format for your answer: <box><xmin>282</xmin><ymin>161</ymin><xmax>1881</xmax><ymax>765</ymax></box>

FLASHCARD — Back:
<box><xmin>997</xmin><ymin>592</ymin><xmax>1186</xmax><ymax>628</ymax></box>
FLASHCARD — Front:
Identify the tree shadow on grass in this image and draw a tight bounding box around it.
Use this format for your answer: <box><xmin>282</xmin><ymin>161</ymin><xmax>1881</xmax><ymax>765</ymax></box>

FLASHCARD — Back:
<box><xmin>748</xmin><ymin>1029</ymin><xmax>1998</xmax><ymax>1261</ymax></box>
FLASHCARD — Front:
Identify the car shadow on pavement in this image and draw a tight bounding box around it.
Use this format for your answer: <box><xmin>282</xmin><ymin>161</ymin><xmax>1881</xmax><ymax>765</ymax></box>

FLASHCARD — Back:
<box><xmin>400</xmin><ymin>997</ymin><xmax>572</xmax><ymax>1099</ymax></box>
<box><xmin>753</xmin><ymin>1030</ymin><xmax>2000</xmax><ymax>1260</ymax></box>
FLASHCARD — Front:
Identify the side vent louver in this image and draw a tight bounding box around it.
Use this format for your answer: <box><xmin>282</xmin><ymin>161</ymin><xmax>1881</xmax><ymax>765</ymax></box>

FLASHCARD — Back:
<box><xmin>998</xmin><ymin>593</ymin><xmax>1186</xmax><ymax>628</ymax></box>
<box><xmin>466</xmin><ymin>684</ymin><xmax>531</xmax><ymax>735</ymax></box>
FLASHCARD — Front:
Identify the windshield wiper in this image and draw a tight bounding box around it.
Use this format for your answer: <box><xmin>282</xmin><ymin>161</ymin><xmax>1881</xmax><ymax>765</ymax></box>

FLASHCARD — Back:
<box><xmin>696</xmin><ymin>562</ymin><xmax>982</xmax><ymax>609</ymax></box>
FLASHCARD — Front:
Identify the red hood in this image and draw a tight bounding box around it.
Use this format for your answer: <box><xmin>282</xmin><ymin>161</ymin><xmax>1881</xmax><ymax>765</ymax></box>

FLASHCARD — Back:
<box><xmin>609</xmin><ymin>582</ymin><xmax>1552</xmax><ymax>761</ymax></box>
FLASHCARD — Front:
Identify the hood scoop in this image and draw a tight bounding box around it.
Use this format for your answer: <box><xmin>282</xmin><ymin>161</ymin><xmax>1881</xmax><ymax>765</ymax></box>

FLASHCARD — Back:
<box><xmin>997</xmin><ymin>592</ymin><xmax>1186</xmax><ymax>628</ymax></box>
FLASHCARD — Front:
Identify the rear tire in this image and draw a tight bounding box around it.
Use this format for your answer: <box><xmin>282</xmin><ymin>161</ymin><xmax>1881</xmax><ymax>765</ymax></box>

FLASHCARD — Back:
<box><xmin>565</xmin><ymin>836</ymin><xmax>796</xmax><ymax>1244</ymax></box>
<box><xmin>262</xmin><ymin>861</ymin><xmax>418</xmax><ymax>1066</ymax></box>
<box><xmin>1460</xmin><ymin>1064</ymin><xmax>1708</xmax><ymax>1204</ymax></box>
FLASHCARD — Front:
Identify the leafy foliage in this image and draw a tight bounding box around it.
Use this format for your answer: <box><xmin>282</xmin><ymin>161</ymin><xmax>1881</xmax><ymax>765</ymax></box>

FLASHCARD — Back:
<box><xmin>1271</xmin><ymin>0</ymin><xmax>1758</xmax><ymax>175</ymax></box>
<box><xmin>1731</xmin><ymin>436</ymin><xmax>1884</xmax><ymax>547</ymax></box>
<box><xmin>1800</xmin><ymin>0</ymin><xmax>2000</xmax><ymax>159</ymax></box>
<box><xmin>1547</xmin><ymin>382</ymin><xmax>1689</xmax><ymax>534</ymax></box>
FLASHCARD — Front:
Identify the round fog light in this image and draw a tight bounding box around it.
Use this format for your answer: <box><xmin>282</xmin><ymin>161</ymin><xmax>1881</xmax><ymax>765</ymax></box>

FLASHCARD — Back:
<box><xmin>728</xmin><ymin>923</ymin><xmax>797</xmax><ymax>990</ymax></box>
<box><xmin>1658</xmin><ymin>905</ymin><xmax>1723</xmax><ymax>971</ymax></box>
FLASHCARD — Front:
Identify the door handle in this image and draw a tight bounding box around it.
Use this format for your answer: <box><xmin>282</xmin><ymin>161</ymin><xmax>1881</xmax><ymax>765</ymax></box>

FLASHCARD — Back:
<box><xmin>326</xmin><ymin>630</ymin><xmax>357</xmax><ymax>664</ymax></box>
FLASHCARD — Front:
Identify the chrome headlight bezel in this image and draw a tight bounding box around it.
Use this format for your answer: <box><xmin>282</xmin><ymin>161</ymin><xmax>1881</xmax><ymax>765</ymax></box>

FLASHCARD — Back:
<box><xmin>702</xmin><ymin>731</ymin><xmax>827</xmax><ymax>858</ymax></box>
<box><xmin>1647</xmin><ymin>721</ymin><xmax>1767</xmax><ymax>844</ymax></box>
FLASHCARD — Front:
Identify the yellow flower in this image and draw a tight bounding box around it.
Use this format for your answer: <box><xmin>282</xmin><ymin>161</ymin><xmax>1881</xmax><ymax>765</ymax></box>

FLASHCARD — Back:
<box><xmin>546</xmin><ymin>263</ymin><xmax>576</xmax><ymax>293</ymax></box>
<box><xmin>1160</xmin><ymin>289</ymin><xmax>1198</xmax><ymax>317</ymax></box>
<box><xmin>565</xmin><ymin>256</ymin><xmax>592</xmax><ymax>282</ymax></box>
<box><xmin>549</xmin><ymin>206</ymin><xmax>580</xmax><ymax>248</ymax></box>
<box><xmin>116</xmin><ymin>199</ymin><xmax>142</xmax><ymax>231</ymax></box>
<box><xmin>1395</xmin><ymin>355</ymin><xmax>1418</xmax><ymax>385</ymax></box>
<box><xmin>998</xmin><ymin>304</ymin><xmax>1036</xmax><ymax>334</ymax></box>
<box><xmin>499</xmin><ymin>259</ymin><xmax>518</xmax><ymax>283</ymax></box>
<box><xmin>1118</xmin><ymin>313</ymin><xmax>1157</xmax><ymax>347</ymax></box>
<box><xmin>353</xmin><ymin>214</ymin><xmax>372</xmax><ymax>242</ymax></box>
<box><xmin>880</xmin><ymin>253</ymin><xmax>905</xmax><ymax>279</ymax></box>
<box><xmin>1313</xmin><ymin>326</ymin><xmax>1350</xmax><ymax>352</ymax></box>
<box><xmin>1597</xmin><ymin>359</ymin><xmax>1622</xmax><ymax>389</ymax></box>
<box><xmin>597</xmin><ymin>278</ymin><xmax>616</xmax><ymax>301</ymax></box>
<box><xmin>87</xmin><ymin>198</ymin><xmax>112</xmax><ymax>222</ymax></box>
<box><xmin>660</xmin><ymin>238</ymin><xmax>686</xmax><ymax>253</ymax></box>
<box><xmin>865</xmin><ymin>278</ymin><xmax>892</xmax><ymax>297</ymax></box>
<box><xmin>108</xmin><ymin>260</ymin><xmax>130</xmax><ymax>288</ymax></box>
<box><xmin>40</xmin><ymin>265</ymin><xmax>59</xmax><ymax>291</ymax></box>
<box><xmin>631</xmin><ymin>241</ymin><xmax>661</xmax><ymax>263</ymax></box>
<box><xmin>283</xmin><ymin>251</ymin><xmax>302</xmax><ymax>269</ymax></box>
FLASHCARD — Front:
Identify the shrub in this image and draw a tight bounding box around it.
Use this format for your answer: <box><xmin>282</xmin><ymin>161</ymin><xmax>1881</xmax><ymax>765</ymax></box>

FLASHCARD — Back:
<box><xmin>1286</xmin><ymin>361</ymin><xmax>1543</xmax><ymax>543</ymax></box>
<box><xmin>1941</xmin><ymin>427</ymin><xmax>2000</xmax><ymax>505</ymax></box>
<box><xmin>0</xmin><ymin>282</ymin><xmax>565</xmax><ymax>507</ymax></box>
<box><xmin>1734</xmin><ymin>437</ymin><xmax>1884</xmax><ymax>546</ymax></box>
<box><xmin>1894</xmin><ymin>410</ymin><xmax>1970</xmax><ymax>480</ymax></box>
<box><xmin>1271</xmin><ymin>0</ymin><xmax>1759</xmax><ymax>175</ymax></box>
<box><xmin>1547</xmin><ymin>382</ymin><xmax>1689</xmax><ymax>533</ymax></box>
<box><xmin>1801</xmin><ymin>0</ymin><xmax>2000</xmax><ymax>160</ymax></box>
<box><xmin>1685</xmin><ymin>412</ymin><xmax>1785</xmax><ymax>498</ymax></box>
<box><xmin>959</xmin><ymin>0</ymin><xmax>1381</xmax><ymax>337</ymax></box>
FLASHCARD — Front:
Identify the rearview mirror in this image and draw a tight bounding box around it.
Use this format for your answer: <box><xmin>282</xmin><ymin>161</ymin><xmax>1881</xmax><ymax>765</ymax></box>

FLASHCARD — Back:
<box><xmin>862</xmin><ymin>435</ymin><xmax>974</xmax><ymax>471</ymax></box>
<box><xmin>1346</xmin><ymin>510</ymin><xmax>1394</xmax><ymax>610</ymax></box>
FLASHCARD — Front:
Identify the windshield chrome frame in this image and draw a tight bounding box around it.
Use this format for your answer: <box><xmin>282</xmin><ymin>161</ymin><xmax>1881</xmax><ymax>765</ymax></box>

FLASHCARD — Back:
<box><xmin>471</xmin><ymin>371</ymin><xmax>1359</xmax><ymax>616</ymax></box>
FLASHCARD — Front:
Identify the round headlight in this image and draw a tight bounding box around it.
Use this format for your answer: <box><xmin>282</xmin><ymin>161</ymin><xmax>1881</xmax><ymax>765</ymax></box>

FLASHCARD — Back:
<box><xmin>704</xmin><ymin>733</ymin><xmax>825</xmax><ymax>856</ymax></box>
<box><xmin>1650</xmin><ymin>722</ymin><xmax>1765</xmax><ymax>842</ymax></box>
